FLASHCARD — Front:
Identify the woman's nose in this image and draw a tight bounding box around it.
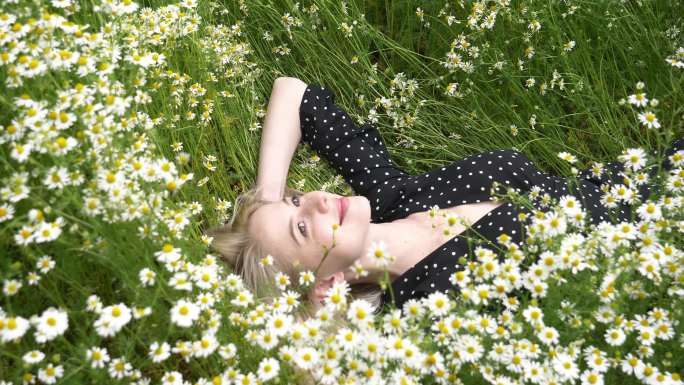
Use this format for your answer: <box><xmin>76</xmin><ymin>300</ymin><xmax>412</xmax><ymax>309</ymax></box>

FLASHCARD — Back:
<box><xmin>316</xmin><ymin>196</ymin><xmax>329</xmax><ymax>213</ymax></box>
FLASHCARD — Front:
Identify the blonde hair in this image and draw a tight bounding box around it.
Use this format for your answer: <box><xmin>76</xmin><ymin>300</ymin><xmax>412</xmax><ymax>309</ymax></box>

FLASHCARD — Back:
<box><xmin>203</xmin><ymin>185</ymin><xmax>385</xmax><ymax>321</ymax></box>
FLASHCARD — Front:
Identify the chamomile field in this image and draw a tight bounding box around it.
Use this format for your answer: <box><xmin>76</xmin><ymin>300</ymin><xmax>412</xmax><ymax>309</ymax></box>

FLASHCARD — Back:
<box><xmin>0</xmin><ymin>0</ymin><xmax>683</xmax><ymax>384</ymax></box>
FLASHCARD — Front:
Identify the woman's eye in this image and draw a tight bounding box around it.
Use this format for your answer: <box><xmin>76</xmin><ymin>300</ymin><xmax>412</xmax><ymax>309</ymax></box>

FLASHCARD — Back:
<box><xmin>293</xmin><ymin>195</ymin><xmax>306</xmax><ymax>237</ymax></box>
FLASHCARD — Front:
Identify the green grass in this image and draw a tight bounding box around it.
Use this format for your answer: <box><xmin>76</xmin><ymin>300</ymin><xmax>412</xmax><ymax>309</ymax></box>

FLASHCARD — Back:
<box><xmin>0</xmin><ymin>0</ymin><xmax>683</xmax><ymax>383</ymax></box>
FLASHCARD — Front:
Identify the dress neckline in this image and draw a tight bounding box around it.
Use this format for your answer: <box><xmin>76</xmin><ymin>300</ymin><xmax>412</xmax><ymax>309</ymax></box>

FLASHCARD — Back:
<box><xmin>383</xmin><ymin>201</ymin><xmax>511</xmax><ymax>306</ymax></box>
<box><xmin>400</xmin><ymin>204</ymin><xmax>503</xmax><ymax>274</ymax></box>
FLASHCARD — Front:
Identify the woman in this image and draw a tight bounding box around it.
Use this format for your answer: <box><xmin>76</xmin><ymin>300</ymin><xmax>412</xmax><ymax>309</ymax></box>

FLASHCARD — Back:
<box><xmin>205</xmin><ymin>76</ymin><xmax>683</xmax><ymax>317</ymax></box>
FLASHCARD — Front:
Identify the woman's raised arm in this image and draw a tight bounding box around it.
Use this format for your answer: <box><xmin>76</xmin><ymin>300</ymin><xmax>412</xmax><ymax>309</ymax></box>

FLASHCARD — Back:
<box><xmin>255</xmin><ymin>76</ymin><xmax>307</xmax><ymax>202</ymax></box>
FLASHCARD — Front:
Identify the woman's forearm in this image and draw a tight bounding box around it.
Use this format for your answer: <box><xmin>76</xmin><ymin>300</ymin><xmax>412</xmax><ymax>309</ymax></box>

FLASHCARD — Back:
<box><xmin>255</xmin><ymin>77</ymin><xmax>308</xmax><ymax>201</ymax></box>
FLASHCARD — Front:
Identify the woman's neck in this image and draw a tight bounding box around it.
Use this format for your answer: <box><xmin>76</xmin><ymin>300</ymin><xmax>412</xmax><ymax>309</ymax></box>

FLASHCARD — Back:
<box><xmin>343</xmin><ymin>213</ymin><xmax>446</xmax><ymax>285</ymax></box>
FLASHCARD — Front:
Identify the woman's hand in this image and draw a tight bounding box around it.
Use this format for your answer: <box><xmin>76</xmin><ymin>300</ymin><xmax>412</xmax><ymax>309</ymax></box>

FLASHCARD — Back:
<box><xmin>255</xmin><ymin>77</ymin><xmax>308</xmax><ymax>202</ymax></box>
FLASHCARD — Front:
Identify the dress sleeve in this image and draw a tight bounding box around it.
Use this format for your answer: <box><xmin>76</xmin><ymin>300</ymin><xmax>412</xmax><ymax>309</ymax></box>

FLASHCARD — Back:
<box><xmin>299</xmin><ymin>83</ymin><xmax>409</xmax><ymax>197</ymax></box>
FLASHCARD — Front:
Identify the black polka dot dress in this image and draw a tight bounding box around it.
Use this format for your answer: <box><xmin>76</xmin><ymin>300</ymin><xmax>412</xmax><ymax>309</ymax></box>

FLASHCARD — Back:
<box><xmin>299</xmin><ymin>83</ymin><xmax>684</xmax><ymax>309</ymax></box>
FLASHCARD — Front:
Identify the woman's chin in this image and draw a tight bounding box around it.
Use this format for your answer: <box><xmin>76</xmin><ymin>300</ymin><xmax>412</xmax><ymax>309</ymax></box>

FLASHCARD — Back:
<box><xmin>342</xmin><ymin>196</ymin><xmax>370</xmax><ymax>226</ymax></box>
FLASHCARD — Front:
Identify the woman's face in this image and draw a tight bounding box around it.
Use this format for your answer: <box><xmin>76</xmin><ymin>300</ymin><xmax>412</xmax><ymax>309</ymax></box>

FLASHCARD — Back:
<box><xmin>248</xmin><ymin>190</ymin><xmax>371</xmax><ymax>279</ymax></box>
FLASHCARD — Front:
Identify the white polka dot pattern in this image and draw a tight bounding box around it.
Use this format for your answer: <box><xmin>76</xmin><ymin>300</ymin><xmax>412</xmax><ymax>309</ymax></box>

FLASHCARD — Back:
<box><xmin>299</xmin><ymin>84</ymin><xmax>684</xmax><ymax>310</ymax></box>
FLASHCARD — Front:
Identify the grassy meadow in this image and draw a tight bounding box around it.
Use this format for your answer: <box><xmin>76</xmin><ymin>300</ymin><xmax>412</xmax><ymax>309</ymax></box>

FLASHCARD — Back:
<box><xmin>1</xmin><ymin>0</ymin><xmax>683</xmax><ymax>384</ymax></box>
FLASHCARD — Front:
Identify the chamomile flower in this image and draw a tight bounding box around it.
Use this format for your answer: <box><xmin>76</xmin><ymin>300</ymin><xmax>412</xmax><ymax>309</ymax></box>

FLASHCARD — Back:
<box><xmin>277</xmin><ymin>290</ymin><xmax>300</xmax><ymax>312</ymax></box>
<box><xmin>636</xmin><ymin>201</ymin><xmax>662</xmax><ymax>221</ymax></box>
<box><xmin>149</xmin><ymin>341</ymin><xmax>171</xmax><ymax>363</ymax></box>
<box><xmin>14</xmin><ymin>225</ymin><xmax>36</xmax><ymax>246</ymax></box>
<box><xmin>538</xmin><ymin>326</ymin><xmax>559</xmax><ymax>346</ymax></box>
<box><xmin>256</xmin><ymin>329</ymin><xmax>279</xmax><ymax>351</ymax></box>
<box><xmin>100</xmin><ymin>303</ymin><xmax>132</xmax><ymax>331</ymax></box>
<box><xmin>558</xmin><ymin>195</ymin><xmax>582</xmax><ymax>215</ymax></box>
<box><xmin>193</xmin><ymin>266</ymin><xmax>217</xmax><ymax>290</ymax></box>
<box><xmin>193</xmin><ymin>333</ymin><xmax>219</xmax><ymax>358</ymax></box>
<box><xmin>93</xmin><ymin>317</ymin><xmax>115</xmax><ymax>338</ymax></box>
<box><xmin>522</xmin><ymin>305</ymin><xmax>544</xmax><ymax>327</ymax></box>
<box><xmin>169</xmin><ymin>272</ymin><xmax>192</xmax><ymax>291</ymax></box>
<box><xmin>619</xmin><ymin>148</ymin><xmax>647</xmax><ymax>171</ymax></box>
<box><xmin>336</xmin><ymin>327</ymin><xmax>358</xmax><ymax>351</ymax></box>
<box><xmin>230</xmin><ymin>290</ymin><xmax>254</xmax><ymax>308</ymax></box>
<box><xmin>109</xmin><ymin>357</ymin><xmax>133</xmax><ymax>379</ymax></box>
<box><xmin>155</xmin><ymin>243</ymin><xmax>182</xmax><ymax>264</ymax></box>
<box><xmin>0</xmin><ymin>204</ymin><xmax>15</xmax><ymax>222</ymax></box>
<box><xmin>449</xmin><ymin>269</ymin><xmax>471</xmax><ymax>288</ymax></box>
<box><xmin>166</xmin><ymin>211</ymin><xmax>190</xmax><ymax>232</ymax></box>
<box><xmin>601</xmin><ymin>328</ymin><xmax>625</xmax><ymax>349</ymax></box>
<box><xmin>133</xmin><ymin>306</ymin><xmax>151</xmax><ymax>319</ymax></box>
<box><xmin>274</xmin><ymin>271</ymin><xmax>291</xmax><ymax>291</ymax></box>
<box><xmin>212</xmin><ymin>343</ymin><xmax>234</xmax><ymax>362</ymax></box>
<box><xmin>299</xmin><ymin>270</ymin><xmax>315</xmax><ymax>287</ymax></box>
<box><xmin>637</xmin><ymin>326</ymin><xmax>657</xmax><ymax>346</ymax></box>
<box><xmin>50</xmin><ymin>135</ymin><xmax>78</xmax><ymax>155</ymax></box>
<box><xmin>619</xmin><ymin>353</ymin><xmax>643</xmax><ymax>376</ymax></box>
<box><xmin>267</xmin><ymin>313</ymin><xmax>293</xmax><ymax>337</ymax></box>
<box><xmin>638</xmin><ymin>111</ymin><xmax>660</xmax><ymax>129</ymax></box>
<box><xmin>558</xmin><ymin>151</ymin><xmax>577</xmax><ymax>163</ymax></box>
<box><xmin>294</xmin><ymin>347</ymin><xmax>320</xmax><ymax>370</ymax></box>
<box><xmin>323</xmin><ymin>280</ymin><xmax>349</xmax><ymax>311</ymax></box>
<box><xmin>368</xmin><ymin>241</ymin><xmax>392</xmax><ymax>267</ymax></box>
<box><xmin>456</xmin><ymin>334</ymin><xmax>484</xmax><ymax>363</ymax></box>
<box><xmin>610</xmin><ymin>184</ymin><xmax>636</xmax><ymax>204</ymax></box>
<box><xmin>43</xmin><ymin>166</ymin><xmax>71</xmax><ymax>190</ymax></box>
<box><xmin>37</xmin><ymin>363</ymin><xmax>64</xmax><ymax>384</ymax></box>
<box><xmin>161</xmin><ymin>371</ymin><xmax>185</xmax><ymax>385</ymax></box>
<box><xmin>402</xmin><ymin>298</ymin><xmax>426</xmax><ymax>319</ymax></box>
<box><xmin>471</xmin><ymin>284</ymin><xmax>493</xmax><ymax>306</ymax></box>
<box><xmin>580</xmin><ymin>370</ymin><xmax>604</xmax><ymax>385</ymax></box>
<box><xmin>553</xmin><ymin>352</ymin><xmax>580</xmax><ymax>381</ymax></box>
<box><xmin>171</xmin><ymin>299</ymin><xmax>200</xmax><ymax>327</ymax></box>
<box><xmin>347</xmin><ymin>299</ymin><xmax>374</xmax><ymax>329</ymax></box>
<box><xmin>224</xmin><ymin>273</ymin><xmax>244</xmax><ymax>292</ymax></box>
<box><xmin>563</xmin><ymin>40</ymin><xmax>576</xmax><ymax>52</ymax></box>
<box><xmin>33</xmin><ymin>307</ymin><xmax>69</xmax><ymax>343</ymax></box>
<box><xmin>638</xmin><ymin>255</ymin><xmax>660</xmax><ymax>282</ymax></box>
<box><xmin>524</xmin><ymin>361</ymin><xmax>546</xmax><ymax>383</ymax></box>
<box><xmin>526</xmin><ymin>279</ymin><xmax>549</xmax><ymax>298</ymax></box>
<box><xmin>2</xmin><ymin>279</ymin><xmax>21</xmax><ymax>296</ymax></box>
<box><xmin>427</xmin><ymin>291</ymin><xmax>451</xmax><ymax>317</ymax></box>
<box><xmin>1</xmin><ymin>315</ymin><xmax>30</xmax><ymax>343</ymax></box>
<box><xmin>383</xmin><ymin>309</ymin><xmax>406</xmax><ymax>333</ymax></box>
<box><xmin>10</xmin><ymin>141</ymin><xmax>32</xmax><ymax>163</ymax></box>
<box><xmin>196</xmin><ymin>292</ymin><xmax>216</xmax><ymax>310</ymax></box>
<box><xmin>86</xmin><ymin>294</ymin><xmax>103</xmax><ymax>313</ymax></box>
<box><xmin>350</xmin><ymin>260</ymin><xmax>368</xmax><ymax>279</ymax></box>
<box><xmin>86</xmin><ymin>346</ymin><xmax>110</xmax><ymax>368</ymax></box>
<box><xmin>36</xmin><ymin>255</ymin><xmax>56</xmax><ymax>274</ymax></box>
<box><xmin>32</xmin><ymin>218</ymin><xmax>63</xmax><ymax>243</ymax></box>
<box><xmin>476</xmin><ymin>314</ymin><xmax>497</xmax><ymax>335</ymax></box>
<box><xmin>257</xmin><ymin>357</ymin><xmax>280</xmax><ymax>382</ymax></box>
<box><xmin>22</xmin><ymin>350</ymin><xmax>45</xmax><ymax>365</ymax></box>
<box><xmin>628</xmin><ymin>92</ymin><xmax>648</xmax><ymax>107</ymax></box>
<box><xmin>585</xmin><ymin>349</ymin><xmax>610</xmax><ymax>373</ymax></box>
<box><xmin>139</xmin><ymin>268</ymin><xmax>156</xmax><ymax>286</ymax></box>
<box><xmin>236</xmin><ymin>372</ymin><xmax>258</xmax><ymax>385</ymax></box>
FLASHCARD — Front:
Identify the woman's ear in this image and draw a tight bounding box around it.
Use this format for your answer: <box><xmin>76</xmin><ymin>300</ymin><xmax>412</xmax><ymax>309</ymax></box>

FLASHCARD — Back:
<box><xmin>310</xmin><ymin>271</ymin><xmax>345</xmax><ymax>307</ymax></box>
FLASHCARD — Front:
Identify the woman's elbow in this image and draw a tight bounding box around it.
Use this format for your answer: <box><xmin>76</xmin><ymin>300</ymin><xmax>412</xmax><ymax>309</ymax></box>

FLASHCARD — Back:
<box><xmin>274</xmin><ymin>76</ymin><xmax>304</xmax><ymax>87</ymax></box>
